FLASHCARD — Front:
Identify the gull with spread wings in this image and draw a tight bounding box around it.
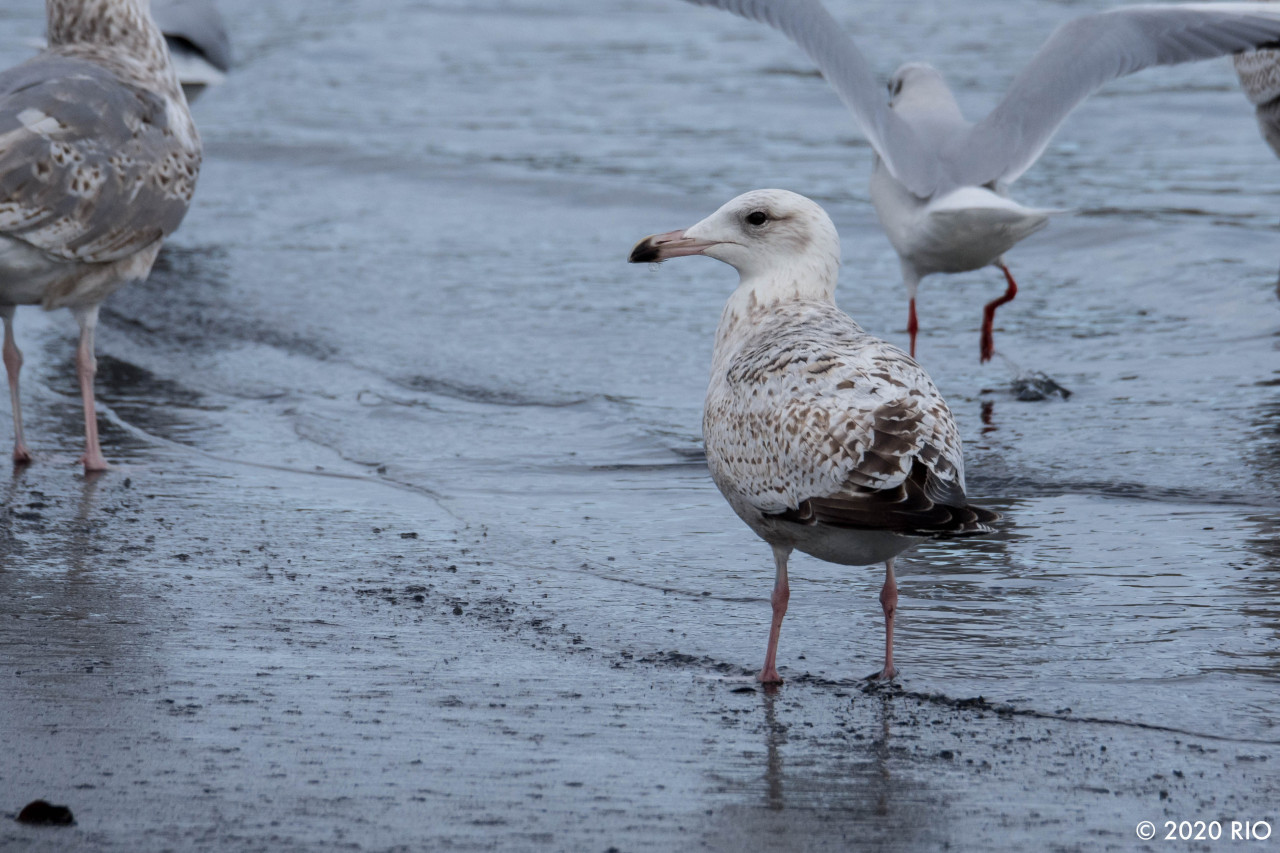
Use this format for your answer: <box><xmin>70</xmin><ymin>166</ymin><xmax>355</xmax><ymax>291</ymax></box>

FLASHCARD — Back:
<box><xmin>676</xmin><ymin>0</ymin><xmax>1280</xmax><ymax>360</ymax></box>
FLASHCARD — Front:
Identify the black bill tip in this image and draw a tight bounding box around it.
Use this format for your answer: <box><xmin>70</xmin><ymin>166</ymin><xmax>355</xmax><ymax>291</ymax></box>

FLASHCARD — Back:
<box><xmin>628</xmin><ymin>236</ymin><xmax>662</xmax><ymax>264</ymax></box>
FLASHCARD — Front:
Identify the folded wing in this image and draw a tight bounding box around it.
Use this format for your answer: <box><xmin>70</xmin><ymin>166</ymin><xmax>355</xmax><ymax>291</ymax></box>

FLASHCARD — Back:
<box><xmin>0</xmin><ymin>55</ymin><xmax>198</xmax><ymax>264</ymax></box>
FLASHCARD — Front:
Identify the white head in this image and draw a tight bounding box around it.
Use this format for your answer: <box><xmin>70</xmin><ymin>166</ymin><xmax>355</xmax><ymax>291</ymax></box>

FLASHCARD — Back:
<box><xmin>886</xmin><ymin>62</ymin><xmax>963</xmax><ymax>124</ymax></box>
<box><xmin>628</xmin><ymin>189</ymin><xmax>841</xmax><ymax>302</ymax></box>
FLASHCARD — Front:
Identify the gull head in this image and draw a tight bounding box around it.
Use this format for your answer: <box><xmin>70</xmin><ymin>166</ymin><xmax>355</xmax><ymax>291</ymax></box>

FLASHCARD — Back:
<box><xmin>887</xmin><ymin>63</ymin><xmax>944</xmax><ymax>102</ymax></box>
<box><xmin>887</xmin><ymin>62</ymin><xmax>962</xmax><ymax>122</ymax></box>
<box><xmin>628</xmin><ymin>189</ymin><xmax>840</xmax><ymax>286</ymax></box>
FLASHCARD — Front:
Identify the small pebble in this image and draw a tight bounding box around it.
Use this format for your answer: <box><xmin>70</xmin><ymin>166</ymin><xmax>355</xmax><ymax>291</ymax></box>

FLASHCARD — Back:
<box><xmin>17</xmin><ymin>800</ymin><xmax>74</xmax><ymax>826</ymax></box>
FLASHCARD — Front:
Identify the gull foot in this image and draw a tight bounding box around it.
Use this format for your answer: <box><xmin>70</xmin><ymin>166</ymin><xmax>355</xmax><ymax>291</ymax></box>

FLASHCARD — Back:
<box><xmin>79</xmin><ymin>451</ymin><xmax>109</xmax><ymax>473</ymax></box>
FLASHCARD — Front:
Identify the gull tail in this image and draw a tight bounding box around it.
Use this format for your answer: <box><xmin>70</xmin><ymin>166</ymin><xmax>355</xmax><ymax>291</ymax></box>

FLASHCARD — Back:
<box><xmin>923</xmin><ymin>187</ymin><xmax>1066</xmax><ymax>267</ymax></box>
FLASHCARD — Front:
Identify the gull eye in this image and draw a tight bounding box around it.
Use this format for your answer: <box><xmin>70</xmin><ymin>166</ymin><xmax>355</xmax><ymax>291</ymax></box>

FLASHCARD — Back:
<box><xmin>745</xmin><ymin>210</ymin><xmax>769</xmax><ymax>226</ymax></box>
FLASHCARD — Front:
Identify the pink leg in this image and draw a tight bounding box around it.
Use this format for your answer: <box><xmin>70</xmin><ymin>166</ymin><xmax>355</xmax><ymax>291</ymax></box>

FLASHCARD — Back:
<box><xmin>907</xmin><ymin>297</ymin><xmax>919</xmax><ymax>359</ymax></box>
<box><xmin>1</xmin><ymin>307</ymin><xmax>31</xmax><ymax>464</ymax></box>
<box><xmin>758</xmin><ymin>545</ymin><xmax>791</xmax><ymax>684</ymax></box>
<box><xmin>980</xmin><ymin>263</ymin><xmax>1019</xmax><ymax>363</ymax></box>
<box><xmin>73</xmin><ymin>307</ymin><xmax>108</xmax><ymax>472</ymax></box>
<box><xmin>870</xmin><ymin>558</ymin><xmax>898</xmax><ymax>681</ymax></box>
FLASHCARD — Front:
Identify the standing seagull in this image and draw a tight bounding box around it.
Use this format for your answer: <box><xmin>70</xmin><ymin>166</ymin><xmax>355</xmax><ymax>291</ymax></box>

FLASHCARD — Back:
<box><xmin>673</xmin><ymin>0</ymin><xmax>1280</xmax><ymax>361</ymax></box>
<box><xmin>629</xmin><ymin>189</ymin><xmax>997</xmax><ymax>681</ymax></box>
<box><xmin>0</xmin><ymin>0</ymin><xmax>200</xmax><ymax>470</ymax></box>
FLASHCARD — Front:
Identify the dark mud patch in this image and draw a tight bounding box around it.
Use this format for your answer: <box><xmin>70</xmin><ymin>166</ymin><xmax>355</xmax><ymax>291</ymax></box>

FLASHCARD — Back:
<box><xmin>352</xmin><ymin>577</ymin><xmax>599</xmax><ymax>653</ymax></box>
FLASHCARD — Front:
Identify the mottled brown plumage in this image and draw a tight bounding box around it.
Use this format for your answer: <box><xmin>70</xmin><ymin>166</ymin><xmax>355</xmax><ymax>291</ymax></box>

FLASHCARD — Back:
<box><xmin>1234</xmin><ymin>47</ymin><xmax>1280</xmax><ymax>156</ymax></box>
<box><xmin>0</xmin><ymin>0</ymin><xmax>200</xmax><ymax>470</ymax></box>
<box><xmin>630</xmin><ymin>189</ymin><xmax>996</xmax><ymax>684</ymax></box>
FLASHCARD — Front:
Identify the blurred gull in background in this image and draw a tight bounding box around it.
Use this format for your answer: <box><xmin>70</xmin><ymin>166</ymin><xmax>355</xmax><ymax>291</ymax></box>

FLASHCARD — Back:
<box><xmin>152</xmin><ymin>0</ymin><xmax>233</xmax><ymax>101</ymax></box>
<box><xmin>675</xmin><ymin>0</ymin><xmax>1280</xmax><ymax>361</ymax></box>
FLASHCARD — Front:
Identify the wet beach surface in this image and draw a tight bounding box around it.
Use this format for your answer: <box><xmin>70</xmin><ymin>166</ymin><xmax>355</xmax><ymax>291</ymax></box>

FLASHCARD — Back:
<box><xmin>1</xmin><ymin>0</ymin><xmax>1279</xmax><ymax>849</ymax></box>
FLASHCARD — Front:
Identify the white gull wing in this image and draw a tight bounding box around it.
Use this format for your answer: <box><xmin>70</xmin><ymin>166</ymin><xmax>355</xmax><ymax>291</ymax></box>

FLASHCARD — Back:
<box><xmin>703</xmin><ymin>302</ymin><xmax>980</xmax><ymax>535</ymax></box>
<box><xmin>951</xmin><ymin>3</ymin><xmax>1280</xmax><ymax>189</ymax></box>
<box><xmin>680</xmin><ymin>1</ymin><xmax>1280</xmax><ymax>196</ymax></box>
<box><xmin>679</xmin><ymin>0</ymin><xmax>941</xmax><ymax>197</ymax></box>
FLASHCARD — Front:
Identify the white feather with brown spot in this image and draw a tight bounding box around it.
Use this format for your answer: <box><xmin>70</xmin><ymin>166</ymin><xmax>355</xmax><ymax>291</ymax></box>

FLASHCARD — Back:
<box><xmin>691</xmin><ymin>190</ymin><xmax>974</xmax><ymax>566</ymax></box>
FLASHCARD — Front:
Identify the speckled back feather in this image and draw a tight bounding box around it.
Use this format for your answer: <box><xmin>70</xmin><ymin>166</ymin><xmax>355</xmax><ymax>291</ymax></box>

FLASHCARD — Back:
<box><xmin>0</xmin><ymin>0</ymin><xmax>199</xmax><ymax>305</ymax></box>
<box><xmin>1235</xmin><ymin>48</ymin><xmax>1280</xmax><ymax>106</ymax></box>
<box><xmin>704</xmin><ymin>299</ymin><xmax>994</xmax><ymax>539</ymax></box>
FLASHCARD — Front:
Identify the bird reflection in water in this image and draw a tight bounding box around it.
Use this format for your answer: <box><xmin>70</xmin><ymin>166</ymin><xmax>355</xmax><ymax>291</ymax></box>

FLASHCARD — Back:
<box><xmin>757</xmin><ymin>689</ymin><xmax>896</xmax><ymax>815</ymax></box>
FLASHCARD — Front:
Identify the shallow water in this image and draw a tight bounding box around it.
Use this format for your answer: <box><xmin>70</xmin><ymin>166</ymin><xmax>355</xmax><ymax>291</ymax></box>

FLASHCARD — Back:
<box><xmin>1</xmin><ymin>0</ymin><xmax>1279</xmax><ymax>845</ymax></box>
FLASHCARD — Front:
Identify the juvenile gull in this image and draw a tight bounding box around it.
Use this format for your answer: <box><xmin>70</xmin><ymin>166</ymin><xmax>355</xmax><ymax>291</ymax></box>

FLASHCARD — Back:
<box><xmin>0</xmin><ymin>0</ymin><xmax>201</xmax><ymax>470</ymax></box>
<box><xmin>675</xmin><ymin>0</ymin><xmax>1280</xmax><ymax>360</ymax></box>
<box><xmin>629</xmin><ymin>189</ymin><xmax>997</xmax><ymax>681</ymax></box>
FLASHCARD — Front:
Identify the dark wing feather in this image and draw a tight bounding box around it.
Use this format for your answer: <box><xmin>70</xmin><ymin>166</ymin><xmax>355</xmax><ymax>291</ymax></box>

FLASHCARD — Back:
<box><xmin>707</xmin><ymin>303</ymin><xmax>995</xmax><ymax>537</ymax></box>
<box><xmin>769</xmin><ymin>458</ymin><xmax>999</xmax><ymax>539</ymax></box>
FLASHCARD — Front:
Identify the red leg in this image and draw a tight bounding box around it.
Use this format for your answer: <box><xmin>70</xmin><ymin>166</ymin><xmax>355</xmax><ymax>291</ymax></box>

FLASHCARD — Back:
<box><xmin>870</xmin><ymin>558</ymin><xmax>898</xmax><ymax>681</ymax></box>
<box><xmin>1</xmin><ymin>308</ymin><xmax>31</xmax><ymax>464</ymax></box>
<box><xmin>74</xmin><ymin>308</ymin><xmax>108</xmax><ymax>472</ymax></box>
<box><xmin>980</xmin><ymin>263</ymin><xmax>1019</xmax><ymax>363</ymax></box>
<box><xmin>907</xmin><ymin>297</ymin><xmax>919</xmax><ymax>359</ymax></box>
<box><xmin>758</xmin><ymin>545</ymin><xmax>791</xmax><ymax>684</ymax></box>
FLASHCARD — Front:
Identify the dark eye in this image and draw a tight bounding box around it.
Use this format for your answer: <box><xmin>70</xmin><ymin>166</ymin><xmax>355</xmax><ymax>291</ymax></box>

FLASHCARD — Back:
<box><xmin>745</xmin><ymin>211</ymin><xmax>768</xmax><ymax>226</ymax></box>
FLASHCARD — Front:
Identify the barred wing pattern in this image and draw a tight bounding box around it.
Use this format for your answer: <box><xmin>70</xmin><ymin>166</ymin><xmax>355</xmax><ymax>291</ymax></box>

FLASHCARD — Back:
<box><xmin>704</xmin><ymin>302</ymin><xmax>994</xmax><ymax>538</ymax></box>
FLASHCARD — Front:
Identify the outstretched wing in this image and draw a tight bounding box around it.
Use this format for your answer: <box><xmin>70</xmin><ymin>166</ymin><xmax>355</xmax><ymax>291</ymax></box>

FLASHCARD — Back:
<box><xmin>0</xmin><ymin>54</ymin><xmax>199</xmax><ymax>264</ymax></box>
<box><xmin>948</xmin><ymin>3</ymin><xmax>1280</xmax><ymax>189</ymax></box>
<box><xmin>677</xmin><ymin>0</ymin><xmax>942</xmax><ymax>197</ymax></box>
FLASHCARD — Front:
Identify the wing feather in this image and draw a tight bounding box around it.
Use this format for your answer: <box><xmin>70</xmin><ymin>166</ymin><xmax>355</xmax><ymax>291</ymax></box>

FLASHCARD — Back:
<box><xmin>0</xmin><ymin>54</ymin><xmax>198</xmax><ymax>264</ymax></box>
<box><xmin>950</xmin><ymin>4</ymin><xmax>1280</xmax><ymax>188</ymax></box>
<box><xmin>677</xmin><ymin>0</ymin><xmax>941</xmax><ymax>197</ymax></box>
<box><xmin>704</xmin><ymin>303</ymin><xmax>994</xmax><ymax>538</ymax></box>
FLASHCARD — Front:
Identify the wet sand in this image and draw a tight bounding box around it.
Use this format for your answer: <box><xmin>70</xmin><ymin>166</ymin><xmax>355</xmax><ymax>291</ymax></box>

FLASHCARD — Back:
<box><xmin>1</xmin><ymin>452</ymin><xmax>1276</xmax><ymax>852</ymax></box>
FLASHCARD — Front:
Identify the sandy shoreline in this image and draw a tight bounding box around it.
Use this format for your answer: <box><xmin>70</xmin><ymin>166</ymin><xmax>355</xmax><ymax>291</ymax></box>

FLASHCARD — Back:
<box><xmin>2</xmin><ymin>450</ymin><xmax>1274</xmax><ymax>852</ymax></box>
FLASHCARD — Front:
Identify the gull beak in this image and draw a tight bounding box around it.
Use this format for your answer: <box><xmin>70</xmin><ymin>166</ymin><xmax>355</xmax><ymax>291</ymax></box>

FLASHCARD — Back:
<box><xmin>628</xmin><ymin>229</ymin><xmax>717</xmax><ymax>264</ymax></box>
